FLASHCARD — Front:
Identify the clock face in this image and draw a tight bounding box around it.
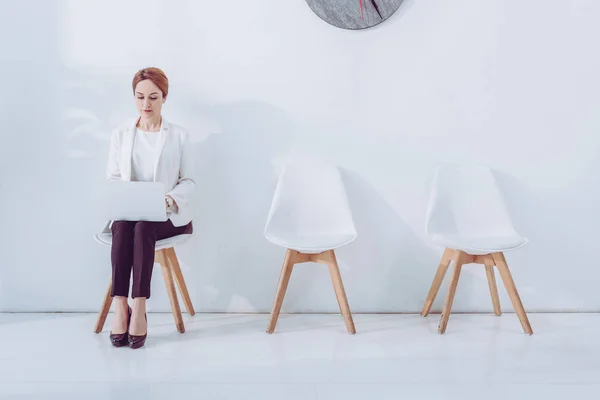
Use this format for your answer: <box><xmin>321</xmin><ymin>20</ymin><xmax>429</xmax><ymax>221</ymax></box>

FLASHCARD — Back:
<box><xmin>305</xmin><ymin>0</ymin><xmax>404</xmax><ymax>30</ymax></box>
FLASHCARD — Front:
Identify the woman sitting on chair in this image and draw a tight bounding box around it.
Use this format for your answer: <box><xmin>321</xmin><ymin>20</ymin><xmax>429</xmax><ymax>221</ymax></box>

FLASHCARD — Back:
<box><xmin>106</xmin><ymin>67</ymin><xmax>195</xmax><ymax>349</ymax></box>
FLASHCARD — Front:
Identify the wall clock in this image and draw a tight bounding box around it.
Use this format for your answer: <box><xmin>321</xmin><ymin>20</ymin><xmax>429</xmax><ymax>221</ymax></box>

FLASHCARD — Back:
<box><xmin>305</xmin><ymin>0</ymin><xmax>404</xmax><ymax>30</ymax></box>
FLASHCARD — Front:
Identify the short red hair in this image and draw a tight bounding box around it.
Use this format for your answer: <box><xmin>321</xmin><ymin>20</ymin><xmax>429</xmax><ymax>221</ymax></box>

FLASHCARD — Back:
<box><xmin>132</xmin><ymin>67</ymin><xmax>169</xmax><ymax>98</ymax></box>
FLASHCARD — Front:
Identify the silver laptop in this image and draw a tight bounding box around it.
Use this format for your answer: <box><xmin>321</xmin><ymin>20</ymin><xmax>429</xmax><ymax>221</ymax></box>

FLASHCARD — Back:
<box><xmin>102</xmin><ymin>181</ymin><xmax>167</xmax><ymax>222</ymax></box>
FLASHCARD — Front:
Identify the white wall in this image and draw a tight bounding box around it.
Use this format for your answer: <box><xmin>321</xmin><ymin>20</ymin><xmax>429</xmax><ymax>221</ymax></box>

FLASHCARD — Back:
<box><xmin>1</xmin><ymin>0</ymin><xmax>599</xmax><ymax>313</ymax></box>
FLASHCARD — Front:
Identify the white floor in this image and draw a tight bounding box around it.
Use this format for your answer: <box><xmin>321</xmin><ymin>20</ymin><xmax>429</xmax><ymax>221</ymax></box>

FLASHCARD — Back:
<box><xmin>0</xmin><ymin>313</ymin><xmax>599</xmax><ymax>399</ymax></box>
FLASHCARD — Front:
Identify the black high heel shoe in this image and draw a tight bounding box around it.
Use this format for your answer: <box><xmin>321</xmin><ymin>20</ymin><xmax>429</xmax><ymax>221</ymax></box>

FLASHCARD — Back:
<box><xmin>128</xmin><ymin>313</ymin><xmax>147</xmax><ymax>349</ymax></box>
<box><xmin>110</xmin><ymin>306</ymin><xmax>132</xmax><ymax>348</ymax></box>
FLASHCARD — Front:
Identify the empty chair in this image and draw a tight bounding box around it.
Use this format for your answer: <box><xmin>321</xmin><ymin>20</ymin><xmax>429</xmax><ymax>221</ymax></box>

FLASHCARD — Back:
<box><xmin>421</xmin><ymin>165</ymin><xmax>533</xmax><ymax>335</ymax></box>
<box><xmin>264</xmin><ymin>161</ymin><xmax>357</xmax><ymax>334</ymax></box>
<box><xmin>93</xmin><ymin>222</ymin><xmax>195</xmax><ymax>334</ymax></box>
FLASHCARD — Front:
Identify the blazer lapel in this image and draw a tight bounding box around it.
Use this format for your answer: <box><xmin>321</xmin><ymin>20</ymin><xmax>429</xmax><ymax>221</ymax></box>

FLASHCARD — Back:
<box><xmin>153</xmin><ymin>119</ymin><xmax>169</xmax><ymax>181</ymax></box>
<box><xmin>120</xmin><ymin>119</ymin><xmax>137</xmax><ymax>181</ymax></box>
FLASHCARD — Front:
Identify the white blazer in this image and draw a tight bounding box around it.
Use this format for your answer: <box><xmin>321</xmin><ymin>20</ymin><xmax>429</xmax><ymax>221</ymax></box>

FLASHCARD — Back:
<box><xmin>106</xmin><ymin>117</ymin><xmax>196</xmax><ymax>227</ymax></box>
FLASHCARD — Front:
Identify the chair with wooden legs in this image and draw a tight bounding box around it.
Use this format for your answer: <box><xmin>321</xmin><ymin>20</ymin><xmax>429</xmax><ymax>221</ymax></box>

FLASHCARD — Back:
<box><xmin>264</xmin><ymin>160</ymin><xmax>357</xmax><ymax>334</ymax></box>
<box><xmin>421</xmin><ymin>166</ymin><xmax>533</xmax><ymax>335</ymax></box>
<box><xmin>93</xmin><ymin>223</ymin><xmax>196</xmax><ymax>334</ymax></box>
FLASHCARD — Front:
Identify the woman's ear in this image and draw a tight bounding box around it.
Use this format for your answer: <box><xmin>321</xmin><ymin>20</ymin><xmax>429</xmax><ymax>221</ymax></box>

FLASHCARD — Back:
<box><xmin>162</xmin><ymin>96</ymin><xmax>167</xmax><ymax>104</ymax></box>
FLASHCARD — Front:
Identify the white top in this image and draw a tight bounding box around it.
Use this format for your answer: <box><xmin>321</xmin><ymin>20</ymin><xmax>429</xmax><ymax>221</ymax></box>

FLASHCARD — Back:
<box><xmin>131</xmin><ymin>128</ymin><xmax>161</xmax><ymax>182</ymax></box>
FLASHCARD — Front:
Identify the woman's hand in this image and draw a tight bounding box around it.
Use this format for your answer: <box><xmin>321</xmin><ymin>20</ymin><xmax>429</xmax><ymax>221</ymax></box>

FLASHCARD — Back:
<box><xmin>165</xmin><ymin>195</ymin><xmax>178</xmax><ymax>212</ymax></box>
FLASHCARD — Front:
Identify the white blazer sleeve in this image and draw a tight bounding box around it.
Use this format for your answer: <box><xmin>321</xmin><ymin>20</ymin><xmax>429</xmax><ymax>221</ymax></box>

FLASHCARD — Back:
<box><xmin>106</xmin><ymin>129</ymin><xmax>121</xmax><ymax>181</ymax></box>
<box><xmin>167</xmin><ymin>131</ymin><xmax>196</xmax><ymax>210</ymax></box>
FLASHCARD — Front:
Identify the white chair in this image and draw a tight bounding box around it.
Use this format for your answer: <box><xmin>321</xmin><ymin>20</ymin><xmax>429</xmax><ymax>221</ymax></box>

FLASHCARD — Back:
<box><xmin>421</xmin><ymin>165</ymin><xmax>533</xmax><ymax>334</ymax></box>
<box><xmin>264</xmin><ymin>161</ymin><xmax>357</xmax><ymax>334</ymax></box>
<box><xmin>93</xmin><ymin>222</ymin><xmax>195</xmax><ymax>334</ymax></box>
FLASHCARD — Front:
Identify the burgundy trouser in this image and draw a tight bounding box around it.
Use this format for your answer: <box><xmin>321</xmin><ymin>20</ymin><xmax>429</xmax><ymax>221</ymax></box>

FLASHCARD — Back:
<box><xmin>110</xmin><ymin>220</ymin><xmax>192</xmax><ymax>299</ymax></box>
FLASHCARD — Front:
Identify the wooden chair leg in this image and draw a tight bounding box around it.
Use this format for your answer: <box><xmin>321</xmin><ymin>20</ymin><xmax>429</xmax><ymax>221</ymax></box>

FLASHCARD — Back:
<box><xmin>421</xmin><ymin>248</ymin><xmax>454</xmax><ymax>317</ymax></box>
<box><xmin>492</xmin><ymin>252</ymin><xmax>533</xmax><ymax>335</ymax></box>
<box><xmin>438</xmin><ymin>251</ymin><xmax>464</xmax><ymax>334</ymax></box>
<box><xmin>321</xmin><ymin>250</ymin><xmax>356</xmax><ymax>334</ymax></box>
<box><xmin>267</xmin><ymin>249</ymin><xmax>295</xmax><ymax>334</ymax></box>
<box><xmin>157</xmin><ymin>249</ymin><xmax>185</xmax><ymax>333</ymax></box>
<box><xmin>166</xmin><ymin>248</ymin><xmax>195</xmax><ymax>316</ymax></box>
<box><xmin>482</xmin><ymin>255</ymin><xmax>502</xmax><ymax>316</ymax></box>
<box><xmin>94</xmin><ymin>279</ymin><xmax>113</xmax><ymax>333</ymax></box>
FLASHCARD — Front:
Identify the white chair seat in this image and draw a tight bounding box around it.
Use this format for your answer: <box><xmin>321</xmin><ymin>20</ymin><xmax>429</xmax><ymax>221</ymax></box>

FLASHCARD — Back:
<box><xmin>265</xmin><ymin>231</ymin><xmax>357</xmax><ymax>254</ymax></box>
<box><xmin>94</xmin><ymin>222</ymin><xmax>193</xmax><ymax>251</ymax></box>
<box><xmin>94</xmin><ymin>232</ymin><xmax>193</xmax><ymax>251</ymax></box>
<box><xmin>430</xmin><ymin>234</ymin><xmax>528</xmax><ymax>255</ymax></box>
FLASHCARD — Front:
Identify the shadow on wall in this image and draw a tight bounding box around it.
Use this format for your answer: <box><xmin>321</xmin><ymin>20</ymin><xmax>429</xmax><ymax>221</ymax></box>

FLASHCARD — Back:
<box><xmin>164</xmin><ymin>98</ymin><xmax>297</xmax><ymax>313</ymax></box>
<box><xmin>55</xmin><ymin>75</ymin><xmax>555</xmax><ymax>314</ymax></box>
<box><xmin>338</xmin><ymin>168</ymin><xmax>460</xmax><ymax>313</ymax></box>
<box><xmin>41</xmin><ymin>65</ymin><xmax>558</xmax><ymax>314</ymax></box>
<box><xmin>494</xmin><ymin>169</ymin><xmax>600</xmax><ymax>312</ymax></box>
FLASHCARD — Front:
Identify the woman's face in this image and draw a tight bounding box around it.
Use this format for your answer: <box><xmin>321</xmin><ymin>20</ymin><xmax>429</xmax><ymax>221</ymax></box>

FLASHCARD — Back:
<box><xmin>134</xmin><ymin>79</ymin><xmax>166</xmax><ymax>119</ymax></box>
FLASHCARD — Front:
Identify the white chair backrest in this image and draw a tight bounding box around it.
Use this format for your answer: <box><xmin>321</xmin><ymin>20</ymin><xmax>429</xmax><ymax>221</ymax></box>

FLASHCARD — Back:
<box><xmin>264</xmin><ymin>161</ymin><xmax>356</xmax><ymax>239</ymax></box>
<box><xmin>425</xmin><ymin>165</ymin><xmax>517</xmax><ymax>237</ymax></box>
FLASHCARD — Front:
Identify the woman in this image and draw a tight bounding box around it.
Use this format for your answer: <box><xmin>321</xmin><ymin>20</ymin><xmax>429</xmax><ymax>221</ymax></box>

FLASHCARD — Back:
<box><xmin>106</xmin><ymin>67</ymin><xmax>195</xmax><ymax>349</ymax></box>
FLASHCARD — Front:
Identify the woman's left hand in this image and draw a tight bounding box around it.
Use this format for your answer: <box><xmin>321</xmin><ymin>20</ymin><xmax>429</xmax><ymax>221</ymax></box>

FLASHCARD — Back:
<box><xmin>165</xmin><ymin>195</ymin><xmax>177</xmax><ymax>211</ymax></box>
